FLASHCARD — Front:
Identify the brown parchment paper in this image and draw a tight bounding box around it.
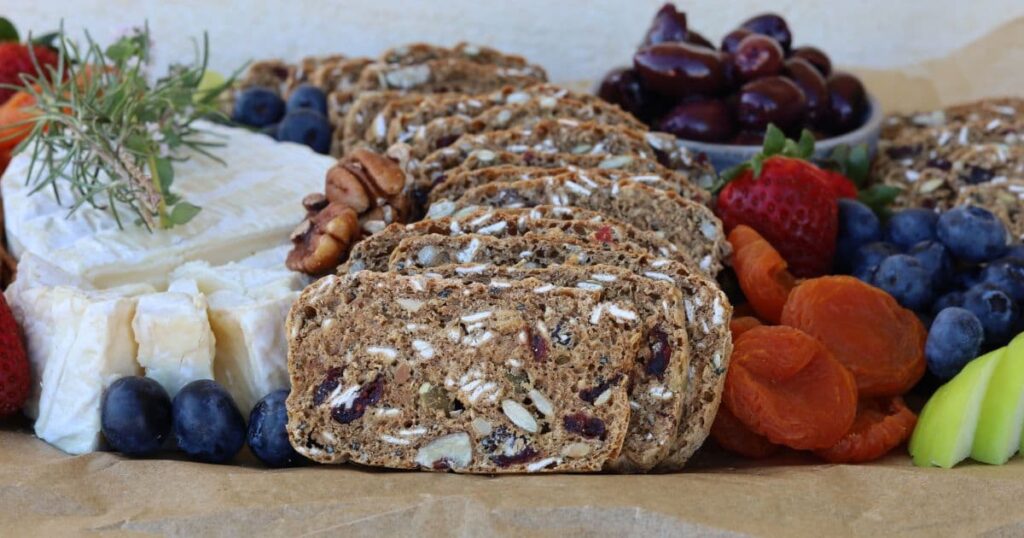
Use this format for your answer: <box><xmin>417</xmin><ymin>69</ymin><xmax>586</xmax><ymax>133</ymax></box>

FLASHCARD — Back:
<box><xmin>2</xmin><ymin>18</ymin><xmax>1024</xmax><ymax>538</ymax></box>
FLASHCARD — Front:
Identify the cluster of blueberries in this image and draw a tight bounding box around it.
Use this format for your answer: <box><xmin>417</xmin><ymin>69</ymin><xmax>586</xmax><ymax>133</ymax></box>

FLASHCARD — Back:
<box><xmin>100</xmin><ymin>377</ymin><xmax>303</xmax><ymax>467</ymax></box>
<box><xmin>232</xmin><ymin>85</ymin><xmax>332</xmax><ymax>154</ymax></box>
<box><xmin>837</xmin><ymin>200</ymin><xmax>1023</xmax><ymax>380</ymax></box>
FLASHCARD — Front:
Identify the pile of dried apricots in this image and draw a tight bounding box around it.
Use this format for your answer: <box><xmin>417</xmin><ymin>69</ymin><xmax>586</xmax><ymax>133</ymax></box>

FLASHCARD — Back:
<box><xmin>713</xmin><ymin>225</ymin><xmax>923</xmax><ymax>463</ymax></box>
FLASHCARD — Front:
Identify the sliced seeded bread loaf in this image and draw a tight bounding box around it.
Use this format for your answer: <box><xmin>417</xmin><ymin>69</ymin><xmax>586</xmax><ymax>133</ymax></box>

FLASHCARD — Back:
<box><xmin>390</xmin><ymin>261</ymin><xmax>690</xmax><ymax>471</ymax></box>
<box><xmin>394</xmin><ymin>99</ymin><xmax>645</xmax><ymax>160</ymax></box>
<box><xmin>386</xmin><ymin>232</ymin><xmax>733</xmax><ymax>470</ymax></box>
<box><xmin>384</xmin><ymin>85</ymin><xmax>627</xmax><ymax>149</ymax></box>
<box><xmin>402</xmin><ymin>120</ymin><xmax>705</xmax><ymax>191</ymax></box>
<box><xmin>428</xmin><ymin>176</ymin><xmax>728</xmax><ymax>276</ymax></box>
<box><xmin>340</xmin><ymin>207</ymin><xmax>688</xmax><ymax>274</ymax></box>
<box><xmin>378</xmin><ymin>42</ymin><xmax>535</xmax><ymax>68</ymax></box>
<box><xmin>428</xmin><ymin>165</ymin><xmax>708</xmax><ymax>205</ymax></box>
<box><xmin>286</xmin><ymin>271</ymin><xmax>636</xmax><ymax>473</ymax></box>
<box><xmin>433</xmin><ymin>149</ymin><xmax>717</xmax><ymax>194</ymax></box>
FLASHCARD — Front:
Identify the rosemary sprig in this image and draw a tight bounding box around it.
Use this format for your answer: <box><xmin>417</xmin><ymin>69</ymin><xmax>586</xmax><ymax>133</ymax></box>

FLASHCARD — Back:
<box><xmin>4</xmin><ymin>24</ymin><xmax>237</xmax><ymax>230</ymax></box>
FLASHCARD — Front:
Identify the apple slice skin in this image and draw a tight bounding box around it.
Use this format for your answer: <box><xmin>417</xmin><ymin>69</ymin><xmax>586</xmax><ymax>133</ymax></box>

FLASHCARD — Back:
<box><xmin>910</xmin><ymin>349</ymin><xmax>1003</xmax><ymax>468</ymax></box>
<box><xmin>972</xmin><ymin>335</ymin><xmax>1024</xmax><ymax>464</ymax></box>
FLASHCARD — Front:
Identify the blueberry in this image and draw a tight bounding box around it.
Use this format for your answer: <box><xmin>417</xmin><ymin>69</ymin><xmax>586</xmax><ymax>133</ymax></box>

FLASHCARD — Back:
<box><xmin>926</xmin><ymin>307</ymin><xmax>984</xmax><ymax>379</ymax></box>
<box><xmin>884</xmin><ymin>208</ymin><xmax>938</xmax><ymax>250</ymax></box>
<box><xmin>836</xmin><ymin>199</ymin><xmax>882</xmax><ymax>272</ymax></box>
<box><xmin>908</xmin><ymin>240</ymin><xmax>953</xmax><ymax>290</ymax></box>
<box><xmin>101</xmin><ymin>376</ymin><xmax>172</xmax><ymax>456</ymax></box>
<box><xmin>961</xmin><ymin>283</ymin><xmax>1020</xmax><ymax>346</ymax></box>
<box><xmin>248</xmin><ymin>390</ymin><xmax>304</xmax><ymax>468</ymax></box>
<box><xmin>932</xmin><ymin>290</ymin><xmax>965</xmax><ymax>315</ymax></box>
<box><xmin>172</xmin><ymin>380</ymin><xmax>246</xmax><ymax>464</ymax></box>
<box><xmin>871</xmin><ymin>254</ymin><xmax>934</xmax><ymax>310</ymax></box>
<box><xmin>286</xmin><ymin>85</ymin><xmax>328</xmax><ymax>116</ymax></box>
<box><xmin>278</xmin><ymin>109</ymin><xmax>332</xmax><ymax>154</ymax></box>
<box><xmin>1005</xmin><ymin>244</ymin><xmax>1024</xmax><ymax>261</ymax></box>
<box><xmin>952</xmin><ymin>266</ymin><xmax>983</xmax><ymax>290</ymax></box>
<box><xmin>937</xmin><ymin>205</ymin><xmax>1008</xmax><ymax>263</ymax></box>
<box><xmin>979</xmin><ymin>258</ymin><xmax>1024</xmax><ymax>301</ymax></box>
<box><xmin>232</xmin><ymin>87</ymin><xmax>285</xmax><ymax>128</ymax></box>
<box><xmin>851</xmin><ymin>241</ymin><xmax>900</xmax><ymax>282</ymax></box>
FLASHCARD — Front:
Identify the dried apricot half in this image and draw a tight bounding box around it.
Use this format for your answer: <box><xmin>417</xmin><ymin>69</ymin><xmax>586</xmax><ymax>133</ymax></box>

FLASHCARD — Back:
<box><xmin>815</xmin><ymin>396</ymin><xmax>917</xmax><ymax>463</ymax></box>
<box><xmin>729</xmin><ymin>316</ymin><xmax>762</xmax><ymax>340</ymax></box>
<box><xmin>711</xmin><ymin>404</ymin><xmax>781</xmax><ymax>459</ymax></box>
<box><xmin>728</xmin><ymin>225</ymin><xmax>796</xmax><ymax>324</ymax></box>
<box><xmin>781</xmin><ymin>276</ymin><xmax>927</xmax><ymax>397</ymax></box>
<box><xmin>0</xmin><ymin>91</ymin><xmax>37</xmax><ymax>152</ymax></box>
<box><xmin>724</xmin><ymin>325</ymin><xmax>858</xmax><ymax>450</ymax></box>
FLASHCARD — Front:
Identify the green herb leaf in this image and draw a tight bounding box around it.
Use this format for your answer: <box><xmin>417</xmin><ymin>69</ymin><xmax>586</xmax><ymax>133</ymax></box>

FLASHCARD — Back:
<box><xmin>0</xmin><ymin>17</ymin><xmax>18</xmax><ymax>43</ymax></box>
<box><xmin>763</xmin><ymin>124</ymin><xmax>785</xmax><ymax>156</ymax></box>
<box><xmin>153</xmin><ymin>157</ymin><xmax>174</xmax><ymax>194</ymax></box>
<box><xmin>168</xmin><ymin>202</ymin><xmax>201</xmax><ymax>226</ymax></box>
<box><xmin>858</xmin><ymin>184</ymin><xmax>902</xmax><ymax>217</ymax></box>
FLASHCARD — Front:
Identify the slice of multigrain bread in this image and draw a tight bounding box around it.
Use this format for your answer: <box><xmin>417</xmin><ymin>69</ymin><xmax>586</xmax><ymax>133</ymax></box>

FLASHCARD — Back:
<box><xmin>428</xmin><ymin>176</ymin><xmax>728</xmax><ymax>276</ymax></box>
<box><xmin>390</xmin><ymin>260</ymin><xmax>690</xmax><ymax>472</ymax></box>
<box><xmin>397</xmin><ymin>120</ymin><xmax>707</xmax><ymax>193</ymax></box>
<box><xmin>428</xmin><ymin>165</ymin><xmax>708</xmax><ymax>205</ymax></box>
<box><xmin>339</xmin><ymin>207</ymin><xmax>689</xmax><ymax>274</ymax></box>
<box><xmin>286</xmin><ymin>271</ymin><xmax>637</xmax><ymax>473</ymax></box>
<box><xmin>392</xmin><ymin>99</ymin><xmax>646</xmax><ymax>160</ymax></box>
<box><xmin>386</xmin><ymin>231</ymin><xmax>733</xmax><ymax>470</ymax></box>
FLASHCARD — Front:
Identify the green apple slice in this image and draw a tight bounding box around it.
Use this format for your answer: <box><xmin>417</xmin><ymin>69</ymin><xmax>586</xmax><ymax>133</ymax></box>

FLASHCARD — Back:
<box><xmin>910</xmin><ymin>348</ymin><xmax>1003</xmax><ymax>468</ymax></box>
<box><xmin>972</xmin><ymin>334</ymin><xmax>1024</xmax><ymax>464</ymax></box>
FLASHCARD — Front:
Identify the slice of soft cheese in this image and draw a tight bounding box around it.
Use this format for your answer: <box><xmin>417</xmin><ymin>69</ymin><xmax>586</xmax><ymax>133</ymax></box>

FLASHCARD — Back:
<box><xmin>910</xmin><ymin>349</ymin><xmax>1003</xmax><ymax>468</ymax></box>
<box><xmin>133</xmin><ymin>279</ymin><xmax>216</xmax><ymax>396</ymax></box>
<box><xmin>29</xmin><ymin>284</ymin><xmax>152</xmax><ymax>454</ymax></box>
<box><xmin>1</xmin><ymin>121</ymin><xmax>333</xmax><ymax>289</ymax></box>
<box><xmin>972</xmin><ymin>334</ymin><xmax>1024</xmax><ymax>464</ymax></box>
<box><xmin>172</xmin><ymin>259</ymin><xmax>301</xmax><ymax>414</ymax></box>
<box><xmin>4</xmin><ymin>253</ymin><xmax>92</xmax><ymax>419</ymax></box>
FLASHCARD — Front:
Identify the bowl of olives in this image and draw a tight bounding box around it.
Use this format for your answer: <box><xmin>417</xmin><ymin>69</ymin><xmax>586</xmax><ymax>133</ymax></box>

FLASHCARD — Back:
<box><xmin>598</xmin><ymin>5</ymin><xmax>883</xmax><ymax>171</ymax></box>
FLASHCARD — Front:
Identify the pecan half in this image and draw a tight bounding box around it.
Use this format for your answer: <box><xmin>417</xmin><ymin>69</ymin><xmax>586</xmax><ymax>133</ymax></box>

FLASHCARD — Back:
<box><xmin>287</xmin><ymin>149</ymin><xmax>413</xmax><ymax>275</ymax></box>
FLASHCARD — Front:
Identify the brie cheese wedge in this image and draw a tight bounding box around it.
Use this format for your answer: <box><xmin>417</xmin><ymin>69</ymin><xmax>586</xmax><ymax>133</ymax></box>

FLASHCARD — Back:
<box><xmin>1</xmin><ymin>121</ymin><xmax>334</xmax><ymax>289</ymax></box>
<box><xmin>133</xmin><ymin>279</ymin><xmax>217</xmax><ymax>396</ymax></box>
<box><xmin>172</xmin><ymin>258</ymin><xmax>301</xmax><ymax>414</ymax></box>
<box><xmin>27</xmin><ymin>284</ymin><xmax>152</xmax><ymax>455</ymax></box>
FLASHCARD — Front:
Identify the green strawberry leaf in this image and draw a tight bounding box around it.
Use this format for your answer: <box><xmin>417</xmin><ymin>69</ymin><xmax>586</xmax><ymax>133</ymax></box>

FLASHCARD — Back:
<box><xmin>751</xmin><ymin>153</ymin><xmax>765</xmax><ymax>178</ymax></box>
<box><xmin>763</xmin><ymin>124</ymin><xmax>786</xmax><ymax>156</ymax></box>
<box><xmin>29</xmin><ymin>31</ymin><xmax>61</xmax><ymax>49</ymax></box>
<box><xmin>0</xmin><ymin>17</ymin><xmax>18</xmax><ymax>43</ymax></box>
<box><xmin>858</xmin><ymin>184</ymin><xmax>902</xmax><ymax>217</ymax></box>
<box><xmin>796</xmin><ymin>130</ymin><xmax>815</xmax><ymax>159</ymax></box>
<box><xmin>847</xmin><ymin>144</ymin><xmax>871</xmax><ymax>187</ymax></box>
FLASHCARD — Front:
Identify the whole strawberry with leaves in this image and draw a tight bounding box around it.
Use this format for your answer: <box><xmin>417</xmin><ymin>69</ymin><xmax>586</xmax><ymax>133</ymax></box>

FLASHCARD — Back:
<box><xmin>0</xmin><ymin>293</ymin><xmax>30</xmax><ymax>417</ymax></box>
<box><xmin>714</xmin><ymin>125</ymin><xmax>840</xmax><ymax>277</ymax></box>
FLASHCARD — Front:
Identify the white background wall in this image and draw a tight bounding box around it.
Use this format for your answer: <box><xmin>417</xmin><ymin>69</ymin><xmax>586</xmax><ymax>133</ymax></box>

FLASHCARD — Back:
<box><xmin>9</xmin><ymin>0</ymin><xmax>1024</xmax><ymax>85</ymax></box>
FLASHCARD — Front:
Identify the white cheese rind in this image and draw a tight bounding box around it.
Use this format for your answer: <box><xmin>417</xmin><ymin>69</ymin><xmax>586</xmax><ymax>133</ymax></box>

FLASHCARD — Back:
<box><xmin>1</xmin><ymin>121</ymin><xmax>333</xmax><ymax>289</ymax></box>
<box><xmin>132</xmin><ymin>281</ymin><xmax>217</xmax><ymax>396</ymax></box>
<box><xmin>29</xmin><ymin>286</ymin><xmax>147</xmax><ymax>455</ymax></box>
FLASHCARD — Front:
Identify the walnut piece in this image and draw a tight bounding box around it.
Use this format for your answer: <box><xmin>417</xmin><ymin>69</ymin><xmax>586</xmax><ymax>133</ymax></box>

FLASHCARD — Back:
<box><xmin>287</xmin><ymin>149</ymin><xmax>413</xmax><ymax>276</ymax></box>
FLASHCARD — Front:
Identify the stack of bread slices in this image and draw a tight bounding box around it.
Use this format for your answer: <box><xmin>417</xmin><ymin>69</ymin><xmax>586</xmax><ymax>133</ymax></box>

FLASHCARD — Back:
<box><xmin>269</xmin><ymin>43</ymin><xmax>732</xmax><ymax>473</ymax></box>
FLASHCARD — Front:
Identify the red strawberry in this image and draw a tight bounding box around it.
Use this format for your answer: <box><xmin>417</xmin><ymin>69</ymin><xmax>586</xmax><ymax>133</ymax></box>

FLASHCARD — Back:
<box><xmin>821</xmin><ymin>169</ymin><xmax>858</xmax><ymax>199</ymax></box>
<box><xmin>0</xmin><ymin>293</ymin><xmax>29</xmax><ymax>417</ymax></box>
<box><xmin>717</xmin><ymin>155</ymin><xmax>838</xmax><ymax>276</ymax></box>
<box><xmin>0</xmin><ymin>42</ymin><xmax>58</xmax><ymax>105</ymax></box>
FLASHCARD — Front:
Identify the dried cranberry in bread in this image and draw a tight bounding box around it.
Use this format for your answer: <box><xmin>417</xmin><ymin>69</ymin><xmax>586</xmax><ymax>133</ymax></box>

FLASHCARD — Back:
<box><xmin>387</xmin><ymin>232</ymin><xmax>733</xmax><ymax>469</ymax></box>
<box><xmin>286</xmin><ymin>271</ymin><xmax>636</xmax><ymax>472</ymax></box>
<box><xmin>390</xmin><ymin>261</ymin><xmax>690</xmax><ymax>471</ymax></box>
